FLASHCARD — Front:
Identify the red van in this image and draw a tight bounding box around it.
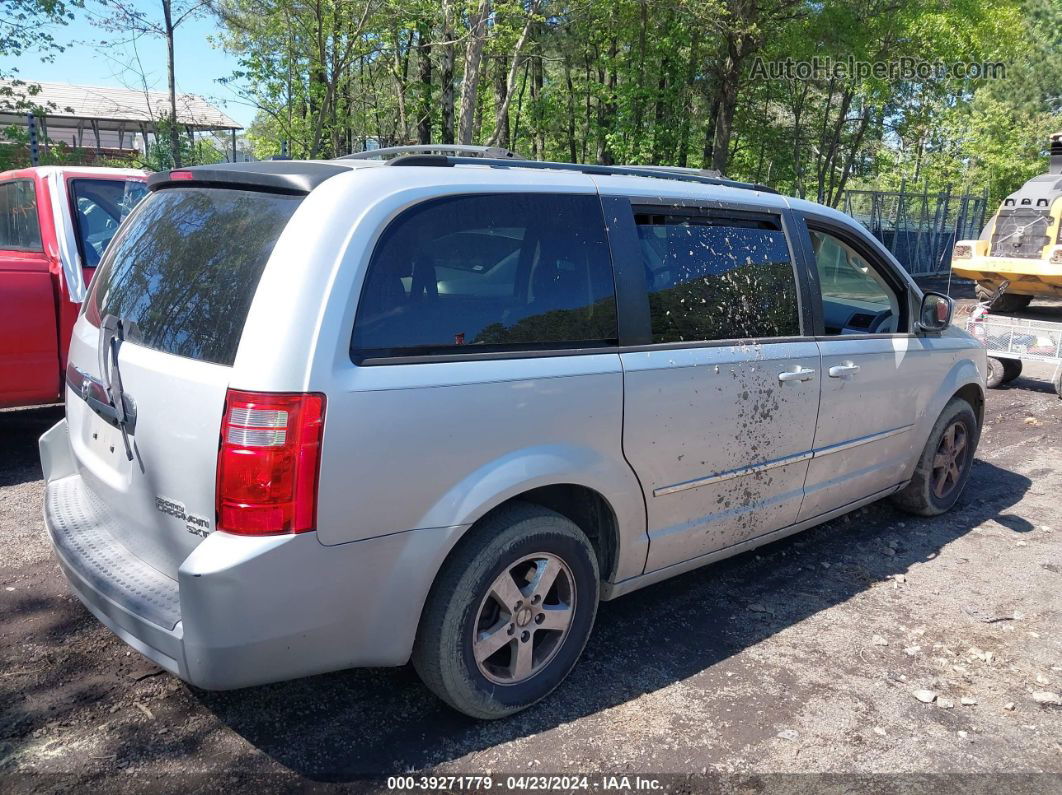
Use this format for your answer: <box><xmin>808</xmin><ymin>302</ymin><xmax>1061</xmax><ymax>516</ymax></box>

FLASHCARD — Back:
<box><xmin>0</xmin><ymin>166</ymin><xmax>147</xmax><ymax>409</ymax></box>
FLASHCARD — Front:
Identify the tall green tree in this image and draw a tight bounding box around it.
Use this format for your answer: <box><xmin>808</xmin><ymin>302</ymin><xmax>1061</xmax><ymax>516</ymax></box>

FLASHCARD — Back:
<box><xmin>212</xmin><ymin>0</ymin><xmax>1061</xmax><ymax>206</ymax></box>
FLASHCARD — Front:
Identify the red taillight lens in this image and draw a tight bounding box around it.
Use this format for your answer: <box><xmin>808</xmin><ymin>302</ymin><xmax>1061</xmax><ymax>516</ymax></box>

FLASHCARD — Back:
<box><xmin>216</xmin><ymin>390</ymin><xmax>326</xmax><ymax>536</ymax></box>
<box><xmin>168</xmin><ymin>170</ymin><xmax>195</xmax><ymax>180</ymax></box>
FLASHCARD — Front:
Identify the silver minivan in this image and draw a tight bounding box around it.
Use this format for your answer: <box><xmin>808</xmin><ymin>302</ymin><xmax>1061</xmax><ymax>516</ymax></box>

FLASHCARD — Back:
<box><xmin>39</xmin><ymin>149</ymin><xmax>986</xmax><ymax>718</ymax></box>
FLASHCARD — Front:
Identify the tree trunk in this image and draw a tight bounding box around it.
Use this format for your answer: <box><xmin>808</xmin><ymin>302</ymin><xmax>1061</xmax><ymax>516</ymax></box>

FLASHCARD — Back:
<box><xmin>492</xmin><ymin>56</ymin><xmax>510</xmax><ymax>149</ymax></box>
<box><xmin>486</xmin><ymin>0</ymin><xmax>540</xmax><ymax>147</ymax></box>
<box><xmin>512</xmin><ymin>57</ymin><xmax>530</xmax><ymax>144</ymax></box>
<box><xmin>814</xmin><ymin>78</ymin><xmax>837</xmax><ymax>201</ymax></box>
<box><xmin>458</xmin><ymin>0</ymin><xmax>491</xmax><ymax>145</ymax></box>
<box><xmin>711</xmin><ymin>38</ymin><xmax>746</xmax><ymax>174</ymax></box>
<box><xmin>630</xmin><ymin>0</ymin><xmax>649</xmax><ymax>146</ymax></box>
<box><xmin>753</xmin><ymin>94</ymin><xmax>769</xmax><ymax>182</ymax></box>
<box><xmin>440</xmin><ymin>0</ymin><xmax>455</xmax><ymax>144</ymax></box>
<box><xmin>161</xmin><ymin>0</ymin><xmax>181</xmax><ymax>168</ymax></box>
<box><xmin>650</xmin><ymin>71</ymin><xmax>669</xmax><ymax>163</ymax></box>
<box><xmin>416</xmin><ymin>24</ymin><xmax>432</xmax><ymax>144</ymax></box>
<box><xmin>817</xmin><ymin>84</ymin><xmax>853</xmax><ymax>203</ymax></box>
<box><xmin>702</xmin><ymin>82</ymin><xmax>720</xmax><ymax>168</ymax></box>
<box><xmin>391</xmin><ymin>29</ymin><xmax>409</xmax><ymax>144</ymax></box>
<box><xmin>473</xmin><ymin>81</ymin><xmax>484</xmax><ymax>141</ymax></box>
<box><xmin>596</xmin><ymin>37</ymin><xmax>617</xmax><ymax>165</ymax></box>
<box><xmin>790</xmin><ymin>79</ymin><xmax>810</xmax><ymax>197</ymax></box>
<box><xmin>583</xmin><ymin>54</ymin><xmax>592</xmax><ymax>163</ymax></box>
<box><xmin>530</xmin><ymin>52</ymin><xmax>544</xmax><ymax>159</ymax></box>
<box><xmin>676</xmin><ymin>31</ymin><xmax>700</xmax><ymax>168</ymax></box>
<box><xmin>564</xmin><ymin>57</ymin><xmax>577</xmax><ymax>163</ymax></box>
<box><xmin>830</xmin><ymin>104</ymin><xmax>872</xmax><ymax>206</ymax></box>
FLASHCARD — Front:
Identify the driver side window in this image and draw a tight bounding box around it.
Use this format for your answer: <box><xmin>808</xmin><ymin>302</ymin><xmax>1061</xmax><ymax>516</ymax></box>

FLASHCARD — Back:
<box><xmin>810</xmin><ymin>228</ymin><xmax>902</xmax><ymax>335</ymax></box>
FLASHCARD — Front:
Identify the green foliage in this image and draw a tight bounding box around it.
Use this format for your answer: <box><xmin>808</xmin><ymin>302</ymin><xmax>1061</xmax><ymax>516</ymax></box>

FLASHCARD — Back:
<box><xmin>135</xmin><ymin>118</ymin><xmax>226</xmax><ymax>171</ymax></box>
<box><xmin>0</xmin><ymin>0</ymin><xmax>82</xmax><ymax>64</ymax></box>
<box><xmin>206</xmin><ymin>0</ymin><xmax>1057</xmax><ymax>204</ymax></box>
<box><xmin>0</xmin><ymin>0</ymin><xmax>82</xmax><ymax>124</ymax></box>
<box><xmin>0</xmin><ymin>123</ymin><xmax>84</xmax><ymax>170</ymax></box>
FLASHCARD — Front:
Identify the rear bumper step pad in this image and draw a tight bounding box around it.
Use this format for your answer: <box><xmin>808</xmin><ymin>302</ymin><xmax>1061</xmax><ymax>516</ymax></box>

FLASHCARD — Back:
<box><xmin>45</xmin><ymin>475</ymin><xmax>180</xmax><ymax>630</ymax></box>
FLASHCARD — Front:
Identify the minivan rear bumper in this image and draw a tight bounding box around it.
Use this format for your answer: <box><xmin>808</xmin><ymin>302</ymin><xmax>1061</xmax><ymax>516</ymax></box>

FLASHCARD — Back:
<box><xmin>39</xmin><ymin>419</ymin><xmax>463</xmax><ymax>690</ymax></box>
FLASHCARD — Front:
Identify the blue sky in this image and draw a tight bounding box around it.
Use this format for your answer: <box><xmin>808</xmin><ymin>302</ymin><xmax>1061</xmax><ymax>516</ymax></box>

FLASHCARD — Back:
<box><xmin>0</xmin><ymin>2</ymin><xmax>255</xmax><ymax>128</ymax></box>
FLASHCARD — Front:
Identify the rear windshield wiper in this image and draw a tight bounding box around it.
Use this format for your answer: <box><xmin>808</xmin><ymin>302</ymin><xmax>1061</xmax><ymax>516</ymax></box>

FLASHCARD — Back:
<box><xmin>99</xmin><ymin>315</ymin><xmax>136</xmax><ymax>461</ymax></box>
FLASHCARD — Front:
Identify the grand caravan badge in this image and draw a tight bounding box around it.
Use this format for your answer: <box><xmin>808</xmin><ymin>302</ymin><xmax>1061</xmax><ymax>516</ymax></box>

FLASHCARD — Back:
<box><xmin>155</xmin><ymin>496</ymin><xmax>213</xmax><ymax>538</ymax></box>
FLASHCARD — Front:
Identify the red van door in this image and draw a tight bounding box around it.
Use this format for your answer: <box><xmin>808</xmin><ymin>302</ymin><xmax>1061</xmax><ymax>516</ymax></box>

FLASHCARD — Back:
<box><xmin>0</xmin><ymin>177</ymin><xmax>60</xmax><ymax>407</ymax></box>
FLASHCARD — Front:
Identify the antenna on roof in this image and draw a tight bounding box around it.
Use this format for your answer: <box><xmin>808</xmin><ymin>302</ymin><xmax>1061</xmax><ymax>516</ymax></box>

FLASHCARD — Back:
<box><xmin>337</xmin><ymin>144</ymin><xmax>519</xmax><ymax>161</ymax></box>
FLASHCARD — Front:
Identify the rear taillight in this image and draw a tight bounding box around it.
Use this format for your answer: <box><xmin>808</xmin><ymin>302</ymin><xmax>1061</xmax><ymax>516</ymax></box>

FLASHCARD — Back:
<box><xmin>216</xmin><ymin>390</ymin><xmax>325</xmax><ymax>536</ymax></box>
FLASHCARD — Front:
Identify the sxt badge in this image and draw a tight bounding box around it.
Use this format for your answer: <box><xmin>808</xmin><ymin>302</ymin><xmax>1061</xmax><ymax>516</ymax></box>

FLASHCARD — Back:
<box><xmin>155</xmin><ymin>495</ymin><xmax>213</xmax><ymax>538</ymax></box>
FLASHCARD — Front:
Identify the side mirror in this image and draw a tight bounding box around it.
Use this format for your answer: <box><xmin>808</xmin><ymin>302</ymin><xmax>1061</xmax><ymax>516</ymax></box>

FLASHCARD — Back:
<box><xmin>918</xmin><ymin>292</ymin><xmax>953</xmax><ymax>332</ymax></box>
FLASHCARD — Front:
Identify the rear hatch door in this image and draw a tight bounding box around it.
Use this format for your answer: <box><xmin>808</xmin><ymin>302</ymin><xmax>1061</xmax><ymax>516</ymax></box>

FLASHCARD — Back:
<box><xmin>65</xmin><ymin>185</ymin><xmax>304</xmax><ymax>578</ymax></box>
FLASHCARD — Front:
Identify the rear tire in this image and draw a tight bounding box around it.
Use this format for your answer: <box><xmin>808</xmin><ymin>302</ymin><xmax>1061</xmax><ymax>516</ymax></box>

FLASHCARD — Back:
<box><xmin>986</xmin><ymin>358</ymin><xmax>1005</xmax><ymax>388</ymax></box>
<box><xmin>892</xmin><ymin>398</ymin><xmax>979</xmax><ymax>516</ymax></box>
<box><xmin>412</xmin><ymin>502</ymin><xmax>599</xmax><ymax>719</ymax></box>
<box><xmin>987</xmin><ymin>357</ymin><xmax>1021</xmax><ymax>388</ymax></box>
<box><xmin>999</xmin><ymin>358</ymin><xmax>1023</xmax><ymax>384</ymax></box>
<box><xmin>976</xmin><ymin>283</ymin><xmax>1032</xmax><ymax>313</ymax></box>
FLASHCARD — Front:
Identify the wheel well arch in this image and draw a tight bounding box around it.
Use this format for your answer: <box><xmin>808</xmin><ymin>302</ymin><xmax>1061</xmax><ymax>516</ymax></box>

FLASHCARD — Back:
<box><xmin>440</xmin><ymin>483</ymin><xmax>622</xmax><ymax>587</ymax></box>
<box><xmin>952</xmin><ymin>382</ymin><xmax>985</xmax><ymax>427</ymax></box>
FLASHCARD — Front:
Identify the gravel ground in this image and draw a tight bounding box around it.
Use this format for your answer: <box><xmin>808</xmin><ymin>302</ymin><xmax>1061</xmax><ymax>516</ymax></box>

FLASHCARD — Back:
<box><xmin>1</xmin><ymin>320</ymin><xmax>1060</xmax><ymax>790</ymax></box>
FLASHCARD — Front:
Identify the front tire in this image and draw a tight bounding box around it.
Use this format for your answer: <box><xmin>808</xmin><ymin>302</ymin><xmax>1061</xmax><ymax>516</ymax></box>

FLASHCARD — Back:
<box><xmin>892</xmin><ymin>398</ymin><xmax>980</xmax><ymax>516</ymax></box>
<box><xmin>412</xmin><ymin>502</ymin><xmax>600</xmax><ymax>719</ymax></box>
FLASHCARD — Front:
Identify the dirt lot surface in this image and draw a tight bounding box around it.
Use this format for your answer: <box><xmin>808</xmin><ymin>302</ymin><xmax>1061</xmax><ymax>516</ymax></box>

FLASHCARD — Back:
<box><xmin>2</xmin><ymin>311</ymin><xmax>1060</xmax><ymax>790</ymax></box>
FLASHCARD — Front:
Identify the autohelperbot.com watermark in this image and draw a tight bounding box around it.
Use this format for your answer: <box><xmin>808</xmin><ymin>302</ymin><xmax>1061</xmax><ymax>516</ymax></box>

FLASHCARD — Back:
<box><xmin>749</xmin><ymin>56</ymin><xmax>1007</xmax><ymax>82</ymax></box>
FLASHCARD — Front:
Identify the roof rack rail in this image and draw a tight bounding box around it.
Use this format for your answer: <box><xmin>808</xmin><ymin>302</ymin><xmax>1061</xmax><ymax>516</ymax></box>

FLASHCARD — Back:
<box><xmin>337</xmin><ymin>144</ymin><xmax>518</xmax><ymax>161</ymax></box>
<box><xmin>611</xmin><ymin>164</ymin><xmax>723</xmax><ymax>179</ymax></box>
<box><xmin>383</xmin><ymin>154</ymin><xmax>777</xmax><ymax>193</ymax></box>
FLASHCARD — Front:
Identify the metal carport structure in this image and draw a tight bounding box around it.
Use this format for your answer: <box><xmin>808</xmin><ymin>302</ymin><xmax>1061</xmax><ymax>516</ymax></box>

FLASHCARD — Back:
<box><xmin>0</xmin><ymin>80</ymin><xmax>242</xmax><ymax>160</ymax></box>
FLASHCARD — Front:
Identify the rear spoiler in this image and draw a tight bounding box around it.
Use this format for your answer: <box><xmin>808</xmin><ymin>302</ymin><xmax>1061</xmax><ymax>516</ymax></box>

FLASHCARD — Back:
<box><xmin>148</xmin><ymin>161</ymin><xmax>349</xmax><ymax>195</ymax></box>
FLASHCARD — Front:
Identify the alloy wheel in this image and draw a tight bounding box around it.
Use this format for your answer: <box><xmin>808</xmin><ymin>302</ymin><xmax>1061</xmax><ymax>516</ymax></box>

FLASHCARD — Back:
<box><xmin>472</xmin><ymin>553</ymin><xmax>576</xmax><ymax>685</ymax></box>
<box><xmin>931</xmin><ymin>421</ymin><xmax>968</xmax><ymax>499</ymax></box>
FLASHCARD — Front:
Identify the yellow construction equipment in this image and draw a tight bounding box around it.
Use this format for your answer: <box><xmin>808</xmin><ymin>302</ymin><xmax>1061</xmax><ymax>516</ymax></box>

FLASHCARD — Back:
<box><xmin>951</xmin><ymin>131</ymin><xmax>1062</xmax><ymax>311</ymax></box>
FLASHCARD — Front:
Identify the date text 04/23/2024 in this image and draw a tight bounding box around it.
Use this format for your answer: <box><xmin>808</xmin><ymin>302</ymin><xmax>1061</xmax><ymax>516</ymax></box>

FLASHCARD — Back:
<box><xmin>385</xmin><ymin>775</ymin><xmax>664</xmax><ymax>791</ymax></box>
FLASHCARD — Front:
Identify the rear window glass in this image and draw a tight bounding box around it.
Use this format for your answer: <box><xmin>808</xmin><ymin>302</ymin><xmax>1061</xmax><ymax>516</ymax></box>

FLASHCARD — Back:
<box><xmin>635</xmin><ymin>212</ymin><xmax>800</xmax><ymax>343</ymax></box>
<box><xmin>351</xmin><ymin>193</ymin><xmax>617</xmax><ymax>359</ymax></box>
<box><xmin>70</xmin><ymin>178</ymin><xmax>148</xmax><ymax>267</ymax></box>
<box><xmin>0</xmin><ymin>179</ymin><xmax>42</xmax><ymax>251</ymax></box>
<box><xmin>84</xmin><ymin>187</ymin><xmax>301</xmax><ymax>365</ymax></box>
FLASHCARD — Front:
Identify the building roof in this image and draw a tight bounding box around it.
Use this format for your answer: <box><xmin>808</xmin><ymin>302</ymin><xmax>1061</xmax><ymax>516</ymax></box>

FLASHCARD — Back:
<box><xmin>0</xmin><ymin>80</ymin><xmax>241</xmax><ymax>131</ymax></box>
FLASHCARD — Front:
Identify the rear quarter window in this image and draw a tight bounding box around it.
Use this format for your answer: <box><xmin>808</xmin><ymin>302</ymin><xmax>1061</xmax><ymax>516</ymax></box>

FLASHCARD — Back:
<box><xmin>84</xmin><ymin>187</ymin><xmax>302</xmax><ymax>365</ymax></box>
<box><xmin>351</xmin><ymin>193</ymin><xmax>617</xmax><ymax>360</ymax></box>
<box><xmin>0</xmin><ymin>179</ymin><xmax>42</xmax><ymax>252</ymax></box>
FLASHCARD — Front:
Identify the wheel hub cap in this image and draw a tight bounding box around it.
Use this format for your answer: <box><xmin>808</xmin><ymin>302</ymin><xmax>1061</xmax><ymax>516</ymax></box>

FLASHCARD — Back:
<box><xmin>472</xmin><ymin>552</ymin><xmax>576</xmax><ymax>685</ymax></box>
<box><xmin>931</xmin><ymin>421</ymin><xmax>967</xmax><ymax>499</ymax></box>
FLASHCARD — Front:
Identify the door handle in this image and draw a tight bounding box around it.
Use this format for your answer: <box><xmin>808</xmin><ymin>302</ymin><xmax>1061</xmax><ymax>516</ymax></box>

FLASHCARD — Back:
<box><xmin>828</xmin><ymin>362</ymin><xmax>861</xmax><ymax>378</ymax></box>
<box><xmin>778</xmin><ymin>366</ymin><xmax>816</xmax><ymax>383</ymax></box>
